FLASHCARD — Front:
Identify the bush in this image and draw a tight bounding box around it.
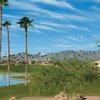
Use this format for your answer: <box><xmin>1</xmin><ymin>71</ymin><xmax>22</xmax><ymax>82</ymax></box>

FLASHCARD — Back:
<box><xmin>31</xmin><ymin>60</ymin><xmax>36</xmax><ymax>64</ymax></box>
<box><xmin>29</xmin><ymin>59</ymin><xmax>99</xmax><ymax>96</ymax></box>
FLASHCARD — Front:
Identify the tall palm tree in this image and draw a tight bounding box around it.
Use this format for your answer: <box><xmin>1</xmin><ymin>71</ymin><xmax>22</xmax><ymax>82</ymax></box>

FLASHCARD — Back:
<box><xmin>2</xmin><ymin>21</ymin><xmax>11</xmax><ymax>86</ymax></box>
<box><xmin>0</xmin><ymin>0</ymin><xmax>9</xmax><ymax>66</ymax></box>
<box><xmin>17</xmin><ymin>17</ymin><xmax>33</xmax><ymax>85</ymax></box>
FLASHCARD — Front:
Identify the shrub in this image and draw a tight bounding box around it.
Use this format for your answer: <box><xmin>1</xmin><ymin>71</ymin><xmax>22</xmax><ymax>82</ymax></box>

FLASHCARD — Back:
<box><xmin>29</xmin><ymin>59</ymin><xmax>99</xmax><ymax>96</ymax></box>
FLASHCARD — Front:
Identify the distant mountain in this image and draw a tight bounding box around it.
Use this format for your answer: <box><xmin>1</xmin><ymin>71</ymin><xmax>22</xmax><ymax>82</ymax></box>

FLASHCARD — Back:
<box><xmin>47</xmin><ymin>50</ymin><xmax>100</xmax><ymax>61</ymax></box>
<box><xmin>2</xmin><ymin>50</ymin><xmax>100</xmax><ymax>62</ymax></box>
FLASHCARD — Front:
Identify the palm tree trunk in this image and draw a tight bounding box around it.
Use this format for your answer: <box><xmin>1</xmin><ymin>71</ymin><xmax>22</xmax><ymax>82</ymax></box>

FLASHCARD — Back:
<box><xmin>7</xmin><ymin>26</ymin><xmax>10</xmax><ymax>86</ymax></box>
<box><xmin>25</xmin><ymin>28</ymin><xmax>28</xmax><ymax>85</ymax></box>
<box><xmin>0</xmin><ymin>5</ymin><xmax>2</xmax><ymax>66</ymax></box>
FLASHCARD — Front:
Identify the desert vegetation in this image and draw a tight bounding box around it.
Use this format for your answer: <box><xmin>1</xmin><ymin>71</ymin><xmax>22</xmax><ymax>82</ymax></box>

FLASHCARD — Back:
<box><xmin>29</xmin><ymin>59</ymin><xmax>100</xmax><ymax>98</ymax></box>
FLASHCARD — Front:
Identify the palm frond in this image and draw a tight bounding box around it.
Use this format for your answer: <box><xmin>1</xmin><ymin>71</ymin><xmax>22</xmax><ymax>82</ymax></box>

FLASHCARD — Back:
<box><xmin>0</xmin><ymin>0</ymin><xmax>9</xmax><ymax>6</ymax></box>
<box><xmin>2</xmin><ymin>21</ymin><xmax>11</xmax><ymax>27</ymax></box>
<box><xmin>17</xmin><ymin>16</ymin><xmax>34</xmax><ymax>29</ymax></box>
<box><xmin>4</xmin><ymin>2</ymin><xmax>9</xmax><ymax>6</ymax></box>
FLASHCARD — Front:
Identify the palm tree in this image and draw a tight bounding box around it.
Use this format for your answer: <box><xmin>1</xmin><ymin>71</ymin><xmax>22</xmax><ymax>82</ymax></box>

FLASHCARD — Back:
<box><xmin>38</xmin><ymin>52</ymin><xmax>41</xmax><ymax>63</ymax></box>
<box><xmin>0</xmin><ymin>0</ymin><xmax>9</xmax><ymax>66</ymax></box>
<box><xmin>2</xmin><ymin>21</ymin><xmax>11</xmax><ymax>86</ymax></box>
<box><xmin>17</xmin><ymin>17</ymin><xmax>34</xmax><ymax>85</ymax></box>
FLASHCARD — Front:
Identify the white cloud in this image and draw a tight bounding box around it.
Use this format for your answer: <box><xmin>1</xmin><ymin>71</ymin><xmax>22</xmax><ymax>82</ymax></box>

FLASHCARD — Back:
<box><xmin>30</xmin><ymin>0</ymin><xmax>74</xmax><ymax>9</ymax></box>
<box><xmin>30</xmin><ymin>0</ymin><xmax>85</xmax><ymax>15</ymax></box>
<box><xmin>3</xmin><ymin>14</ymin><xmax>19</xmax><ymax>19</ymax></box>
<box><xmin>29</xmin><ymin>29</ymin><xmax>45</xmax><ymax>35</ymax></box>
<box><xmin>66</xmin><ymin>24</ymin><xmax>90</xmax><ymax>31</ymax></box>
<box><xmin>11</xmin><ymin>0</ymin><xmax>90</xmax><ymax>22</ymax></box>
<box><xmin>53</xmin><ymin>44</ymin><xmax>72</xmax><ymax>48</ymax></box>
<box><xmin>53</xmin><ymin>43</ymin><xmax>96</xmax><ymax>50</ymax></box>
<box><xmin>34</xmin><ymin>24</ymin><xmax>65</xmax><ymax>33</ymax></box>
<box><xmin>37</xmin><ymin>21</ymin><xmax>90</xmax><ymax>31</ymax></box>
<box><xmin>66</xmin><ymin>36</ymin><xmax>86</xmax><ymax>42</ymax></box>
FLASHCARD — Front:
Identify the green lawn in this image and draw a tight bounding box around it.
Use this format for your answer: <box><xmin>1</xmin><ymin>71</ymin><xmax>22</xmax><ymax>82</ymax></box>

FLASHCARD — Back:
<box><xmin>0</xmin><ymin>65</ymin><xmax>33</xmax><ymax>73</ymax></box>
<box><xmin>0</xmin><ymin>64</ymin><xmax>52</xmax><ymax>73</ymax></box>
<box><xmin>0</xmin><ymin>84</ymin><xmax>31</xmax><ymax>100</ymax></box>
<box><xmin>0</xmin><ymin>82</ymin><xmax>100</xmax><ymax>100</ymax></box>
<box><xmin>83</xmin><ymin>82</ymin><xmax>100</xmax><ymax>96</ymax></box>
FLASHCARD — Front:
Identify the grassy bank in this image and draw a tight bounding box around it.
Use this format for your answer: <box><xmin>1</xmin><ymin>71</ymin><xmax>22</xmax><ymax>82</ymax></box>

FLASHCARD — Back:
<box><xmin>0</xmin><ymin>82</ymin><xmax>100</xmax><ymax>100</ymax></box>
<box><xmin>0</xmin><ymin>64</ymin><xmax>51</xmax><ymax>73</ymax></box>
<box><xmin>0</xmin><ymin>84</ymin><xmax>30</xmax><ymax>100</ymax></box>
<box><xmin>0</xmin><ymin>65</ymin><xmax>33</xmax><ymax>73</ymax></box>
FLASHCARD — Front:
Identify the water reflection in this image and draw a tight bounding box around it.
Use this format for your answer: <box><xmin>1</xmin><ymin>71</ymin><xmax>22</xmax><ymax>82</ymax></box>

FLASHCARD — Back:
<box><xmin>0</xmin><ymin>73</ymin><xmax>25</xmax><ymax>87</ymax></box>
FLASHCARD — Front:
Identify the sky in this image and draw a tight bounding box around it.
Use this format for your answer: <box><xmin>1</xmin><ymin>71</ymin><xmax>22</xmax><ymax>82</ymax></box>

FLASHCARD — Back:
<box><xmin>2</xmin><ymin>0</ymin><xmax>100</xmax><ymax>55</ymax></box>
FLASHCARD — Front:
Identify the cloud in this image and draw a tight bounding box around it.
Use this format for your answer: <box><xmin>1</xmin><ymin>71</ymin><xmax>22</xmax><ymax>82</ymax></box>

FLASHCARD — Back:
<box><xmin>37</xmin><ymin>21</ymin><xmax>90</xmax><ymax>32</ymax></box>
<box><xmin>34</xmin><ymin>24</ymin><xmax>66</xmax><ymax>33</ymax></box>
<box><xmin>66</xmin><ymin>24</ymin><xmax>90</xmax><ymax>31</ymax></box>
<box><xmin>66</xmin><ymin>36</ymin><xmax>86</xmax><ymax>42</ymax></box>
<box><xmin>29</xmin><ymin>29</ymin><xmax>45</xmax><ymax>35</ymax></box>
<box><xmin>30</xmin><ymin>0</ymin><xmax>75</xmax><ymax>9</ymax></box>
<box><xmin>11</xmin><ymin>0</ymin><xmax>90</xmax><ymax>22</ymax></box>
<box><xmin>3</xmin><ymin>14</ymin><xmax>19</xmax><ymax>19</ymax></box>
<box><xmin>30</xmin><ymin>0</ymin><xmax>85</xmax><ymax>15</ymax></box>
<box><xmin>53</xmin><ymin>44</ymin><xmax>72</xmax><ymax>48</ymax></box>
<box><xmin>53</xmin><ymin>43</ymin><xmax>96</xmax><ymax>50</ymax></box>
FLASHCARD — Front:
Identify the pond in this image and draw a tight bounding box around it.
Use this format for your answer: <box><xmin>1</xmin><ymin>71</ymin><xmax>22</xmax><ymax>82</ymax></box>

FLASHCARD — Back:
<box><xmin>0</xmin><ymin>73</ymin><xmax>25</xmax><ymax>87</ymax></box>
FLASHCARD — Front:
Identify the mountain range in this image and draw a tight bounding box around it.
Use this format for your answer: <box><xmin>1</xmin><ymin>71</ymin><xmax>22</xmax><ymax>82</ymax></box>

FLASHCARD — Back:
<box><xmin>2</xmin><ymin>50</ymin><xmax>100</xmax><ymax>62</ymax></box>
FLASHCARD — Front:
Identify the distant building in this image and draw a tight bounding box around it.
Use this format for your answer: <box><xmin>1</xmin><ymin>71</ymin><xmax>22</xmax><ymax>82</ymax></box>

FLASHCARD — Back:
<box><xmin>94</xmin><ymin>60</ymin><xmax>100</xmax><ymax>67</ymax></box>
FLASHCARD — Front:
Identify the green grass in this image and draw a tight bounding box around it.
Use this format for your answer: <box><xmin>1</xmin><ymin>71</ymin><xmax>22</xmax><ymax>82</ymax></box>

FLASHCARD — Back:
<box><xmin>0</xmin><ymin>64</ymin><xmax>52</xmax><ymax>73</ymax></box>
<box><xmin>83</xmin><ymin>82</ymin><xmax>100</xmax><ymax>96</ymax></box>
<box><xmin>0</xmin><ymin>65</ymin><xmax>33</xmax><ymax>73</ymax></box>
<box><xmin>0</xmin><ymin>82</ymin><xmax>100</xmax><ymax>100</ymax></box>
<box><xmin>0</xmin><ymin>64</ymin><xmax>100</xmax><ymax>99</ymax></box>
<box><xmin>11</xmin><ymin>76</ymin><xmax>25</xmax><ymax>79</ymax></box>
<box><xmin>0</xmin><ymin>84</ymin><xmax>31</xmax><ymax>100</ymax></box>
